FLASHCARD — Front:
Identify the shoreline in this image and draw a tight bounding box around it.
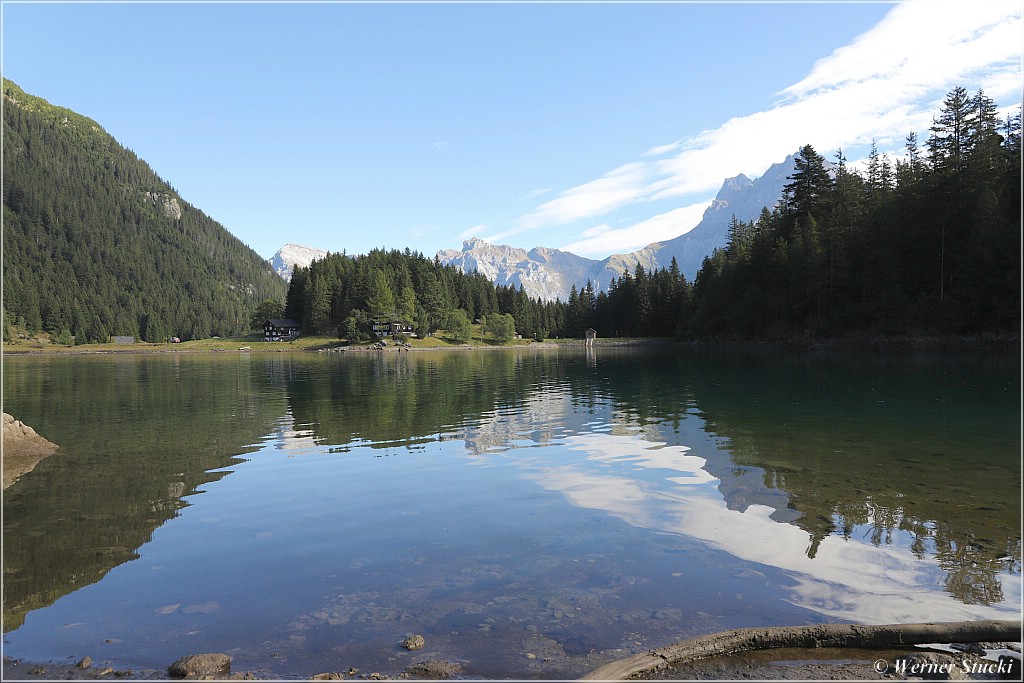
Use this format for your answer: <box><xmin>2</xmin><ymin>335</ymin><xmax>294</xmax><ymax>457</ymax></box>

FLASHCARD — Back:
<box><xmin>4</xmin><ymin>640</ymin><xmax>1020</xmax><ymax>681</ymax></box>
<box><xmin>3</xmin><ymin>332</ymin><xmax>1019</xmax><ymax>357</ymax></box>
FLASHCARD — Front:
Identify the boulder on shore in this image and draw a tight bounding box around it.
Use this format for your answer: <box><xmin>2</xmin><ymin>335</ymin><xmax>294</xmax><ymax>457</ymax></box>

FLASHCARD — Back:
<box><xmin>404</xmin><ymin>659</ymin><xmax>462</xmax><ymax>679</ymax></box>
<box><xmin>167</xmin><ymin>653</ymin><xmax>232</xmax><ymax>679</ymax></box>
<box><xmin>2</xmin><ymin>413</ymin><xmax>59</xmax><ymax>489</ymax></box>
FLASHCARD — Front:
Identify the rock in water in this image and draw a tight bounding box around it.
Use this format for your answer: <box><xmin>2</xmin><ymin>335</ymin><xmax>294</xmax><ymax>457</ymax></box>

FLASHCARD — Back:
<box><xmin>2</xmin><ymin>413</ymin><xmax>59</xmax><ymax>488</ymax></box>
<box><xmin>167</xmin><ymin>653</ymin><xmax>231</xmax><ymax>679</ymax></box>
<box><xmin>402</xmin><ymin>634</ymin><xmax>426</xmax><ymax>651</ymax></box>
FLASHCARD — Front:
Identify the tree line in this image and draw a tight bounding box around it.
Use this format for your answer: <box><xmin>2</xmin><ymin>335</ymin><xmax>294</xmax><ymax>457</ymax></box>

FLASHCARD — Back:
<box><xmin>688</xmin><ymin>87</ymin><xmax>1020</xmax><ymax>339</ymax></box>
<box><xmin>287</xmin><ymin>88</ymin><xmax>1019</xmax><ymax>343</ymax></box>
<box><xmin>283</xmin><ymin>247</ymin><xmax>569</xmax><ymax>342</ymax></box>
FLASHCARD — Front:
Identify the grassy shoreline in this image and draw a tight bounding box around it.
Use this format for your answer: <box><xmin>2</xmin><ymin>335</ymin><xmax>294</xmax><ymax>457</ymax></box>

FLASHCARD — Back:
<box><xmin>1</xmin><ymin>324</ymin><xmax>686</xmax><ymax>355</ymax></box>
<box><xmin>3</xmin><ymin>330</ymin><xmax>1017</xmax><ymax>356</ymax></box>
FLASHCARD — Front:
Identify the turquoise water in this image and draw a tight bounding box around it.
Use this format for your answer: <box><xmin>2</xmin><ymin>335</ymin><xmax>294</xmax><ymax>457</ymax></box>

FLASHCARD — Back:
<box><xmin>3</xmin><ymin>347</ymin><xmax>1019</xmax><ymax>678</ymax></box>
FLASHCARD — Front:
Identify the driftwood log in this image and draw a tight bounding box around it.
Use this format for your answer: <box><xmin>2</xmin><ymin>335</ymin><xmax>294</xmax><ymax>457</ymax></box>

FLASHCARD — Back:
<box><xmin>581</xmin><ymin>620</ymin><xmax>1022</xmax><ymax>680</ymax></box>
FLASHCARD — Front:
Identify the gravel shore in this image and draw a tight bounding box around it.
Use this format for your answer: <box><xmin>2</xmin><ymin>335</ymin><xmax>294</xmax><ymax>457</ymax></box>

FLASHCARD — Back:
<box><xmin>5</xmin><ymin>643</ymin><xmax>1020</xmax><ymax>681</ymax></box>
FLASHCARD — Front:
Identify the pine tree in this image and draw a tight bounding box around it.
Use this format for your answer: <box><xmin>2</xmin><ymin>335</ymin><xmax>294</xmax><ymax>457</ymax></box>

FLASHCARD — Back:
<box><xmin>782</xmin><ymin>144</ymin><xmax>832</xmax><ymax>237</ymax></box>
<box><xmin>928</xmin><ymin>86</ymin><xmax>972</xmax><ymax>176</ymax></box>
<box><xmin>308</xmin><ymin>274</ymin><xmax>332</xmax><ymax>333</ymax></box>
<box><xmin>366</xmin><ymin>268</ymin><xmax>396</xmax><ymax>319</ymax></box>
<box><xmin>398</xmin><ymin>286</ymin><xmax>417</xmax><ymax>324</ymax></box>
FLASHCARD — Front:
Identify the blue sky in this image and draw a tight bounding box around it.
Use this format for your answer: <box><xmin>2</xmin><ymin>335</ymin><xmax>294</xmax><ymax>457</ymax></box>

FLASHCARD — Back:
<box><xmin>3</xmin><ymin>1</ymin><xmax>1021</xmax><ymax>261</ymax></box>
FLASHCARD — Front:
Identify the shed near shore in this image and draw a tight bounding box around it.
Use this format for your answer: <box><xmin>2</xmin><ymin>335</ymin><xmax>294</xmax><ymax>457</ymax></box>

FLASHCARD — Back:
<box><xmin>585</xmin><ymin>328</ymin><xmax>597</xmax><ymax>347</ymax></box>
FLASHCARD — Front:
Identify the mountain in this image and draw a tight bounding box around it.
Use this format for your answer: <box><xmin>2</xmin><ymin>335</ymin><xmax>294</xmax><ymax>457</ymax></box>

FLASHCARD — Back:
<box><xmin>605</xmin><ymin>154</ymin><xmax>797</xmax><ymax>282</ymax></box>
<box><xmin>436</xmin><ymin>154</ymin><xmax>796</xmax><ymax>301</ymax></box>
<box><xmin>2</xmin><ymin>79</ymin><xmax>287</xmax><ymax>342</ymax></box>
<box><xmin>269</xmin><ymin>243</ymin><xmax>329</xmax><ymax>281</ymax></box>
<box><xmin>435</xmin><ymin>238</ymin><xmax>598</xmax><ymax>302</ymax></box>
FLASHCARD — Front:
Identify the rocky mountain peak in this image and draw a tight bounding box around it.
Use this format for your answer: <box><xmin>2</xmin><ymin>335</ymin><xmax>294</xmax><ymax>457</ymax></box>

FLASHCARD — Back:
<box><xmin>720</xmin><ymin>173</ymin><xmax>753</xmax><ymax>194</ymax></box>
<box><xmin>462</xmin><ymin>236</ymin><xmax>489</xmax><ymax>250</ymax></box>
<box><xmin>269</xmin><ymin>243</ymin><xmax>328</xmax><ymax>281</ymax></box>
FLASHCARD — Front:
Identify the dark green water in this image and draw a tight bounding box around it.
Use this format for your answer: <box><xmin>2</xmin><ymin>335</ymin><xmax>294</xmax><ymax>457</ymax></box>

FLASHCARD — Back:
<box><xmin>2</xmin><ymin>347</ymin><xmax>1019</xmax><ymax>678</ymax></box>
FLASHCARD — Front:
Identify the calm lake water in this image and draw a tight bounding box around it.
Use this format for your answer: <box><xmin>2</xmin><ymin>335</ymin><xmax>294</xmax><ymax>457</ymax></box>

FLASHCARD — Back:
<box><xmin>3</xmin><ymin>347</ymin><xmax>1020</xmax><ymax>678</ymax></box>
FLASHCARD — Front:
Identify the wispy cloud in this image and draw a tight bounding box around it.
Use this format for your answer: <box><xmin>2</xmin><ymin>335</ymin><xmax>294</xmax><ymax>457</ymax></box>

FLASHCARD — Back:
<box><xmin>518</xmin><ymin>161</ymin><xmax>653</xmax><ymax>231</ymax></box>
<box><xmin>513</xmin><ymin>0</ymin><xmax>1022</xmax><ymax>256</ymax></box>
<box><xmin>781</xmin><ymin>0</ymin><xmax>1020</xmax><ymax>101</ymax></box>
<box><xmin>518</xmin><ymin>187</ymin><xmax>554</xmax><ymax>202</ymax></box>
<box><xmin>559</xmin><ymin>202</ymin><xmax>711</xmax><ymax>259</ymax></box>
<box><xmin>457</xmin><ymin>224</ymin><xmax>488</xmax><ymax>241</ymax></box>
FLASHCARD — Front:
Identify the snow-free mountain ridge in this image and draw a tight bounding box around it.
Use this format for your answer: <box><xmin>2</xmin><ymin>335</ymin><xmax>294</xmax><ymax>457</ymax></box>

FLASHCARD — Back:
<box><xmin>435</xmin><ymin>239</ymin><xmax>599</xmax><ymax>303</ymax></box>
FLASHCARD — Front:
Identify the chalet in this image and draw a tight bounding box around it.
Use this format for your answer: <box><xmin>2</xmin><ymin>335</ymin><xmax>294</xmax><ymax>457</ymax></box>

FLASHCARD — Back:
<box><xmin>371</xmin><ymin>313</ymin><xmax>414</xmax><ymax>339</ymax></box>
<box><xmin>264</xmin><ymin>319</ymin><xmax>300</xmax><ymax>342</ymax></box>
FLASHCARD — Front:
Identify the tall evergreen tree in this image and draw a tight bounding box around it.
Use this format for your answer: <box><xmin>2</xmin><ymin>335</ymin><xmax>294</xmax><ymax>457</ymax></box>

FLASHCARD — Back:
<box><xmin>366</xmin><ymin>268</ymin><xmax>397</xmax><ymax>318</ymax></box>
<box><xmin>782</xmin><ymin>144</ymin><xmax>832</xmax><ymax>237</ymax></box>
<box><xmin>928</xmin><ymin>86</ymin><xmax>972</xmax><ymax>175</ymax></box>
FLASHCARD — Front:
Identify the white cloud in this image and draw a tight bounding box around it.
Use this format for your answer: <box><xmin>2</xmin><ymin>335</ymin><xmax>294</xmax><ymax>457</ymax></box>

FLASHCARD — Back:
<box><xmin>510</xmin><ymin>0</ymin><xmax>1022</xmax><ymax>257</ymax></box>
<box><xmin>478</xmin><ymin>226</ymin><xmax>529</xmax><ymax>245</ymax></box>
<box><xmin>518</xmin><ymin>161</ymin><xmax>653</xmax><ymax>230</ymax></box>
<box><xmin>782</xmin><ymin>0</ymin><xmax>1021</xmax><ymax>100</ymax></box>
<box><xmin>559</xmin><ymin>201</ymin><xmax>711</xmax><ymax>258</ymax></box>
<box><xmin>517</xmin><ymin>187</ymin><xmax>554</xmax><ymax>202</ymax></box>
<box><xmin>457</xmin><ymin>224</ymin><xmax>488</xmax><ymax>241</ymax></box>
<box><xmin>643</xmin><ymin>140</ymin><xmax>683</xmax><ymax>157</ymax></box>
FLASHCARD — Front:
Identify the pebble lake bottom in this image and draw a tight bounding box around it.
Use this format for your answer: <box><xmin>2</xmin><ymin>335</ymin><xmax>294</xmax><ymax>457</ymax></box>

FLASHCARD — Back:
<box><xmin>2</xmin><ymin>347</ymin><xmax>1020</xmax><ymax>678</ymax></box>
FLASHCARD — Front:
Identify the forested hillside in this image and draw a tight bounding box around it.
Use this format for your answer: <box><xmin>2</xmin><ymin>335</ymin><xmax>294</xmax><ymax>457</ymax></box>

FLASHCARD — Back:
<box><xmin>2</xmin><ymin>79</ymin><xmax>286</xmax><ymax>343</ymax></box>
<box><xmin>288</xmin><ymin>87</ymin><xmax>1020</xmax><ymax>344</ymax></box>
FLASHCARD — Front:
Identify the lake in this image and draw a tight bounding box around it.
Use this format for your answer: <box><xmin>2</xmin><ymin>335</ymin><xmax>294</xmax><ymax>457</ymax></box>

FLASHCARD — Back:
<box><xmin>2</xmin><ymin>346</ymin><xmax>1020</xmax><ymax>678</ymax></box>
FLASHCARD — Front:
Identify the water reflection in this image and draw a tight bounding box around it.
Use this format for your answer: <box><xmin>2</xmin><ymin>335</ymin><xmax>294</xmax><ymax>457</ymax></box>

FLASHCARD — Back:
<box><xmin>273</xmin><ymin>348</ymin><xmax>1019</xmax><ymax>613</ymax></box>
<box><xmin>2</xmin><ymin>348</ymin><xmax>1019</xmax><ymax>675</ymax></box>
<box><xmin>679</xmin><ymin>348</ymin><xmax>1021</xmax><ymax>608</ymax></box>
<box><xmin>507</xmin><ymin>432</ymin><xmax>1018</xmax><ymax>624</ymax></box>
<box><xmin>2</xmin><ymin>355</ymin><xmax>288</xmax><ymax>631</ymax></box>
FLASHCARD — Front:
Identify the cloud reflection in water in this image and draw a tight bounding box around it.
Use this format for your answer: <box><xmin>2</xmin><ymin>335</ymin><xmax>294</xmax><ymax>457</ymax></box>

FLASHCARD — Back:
<box><xmin>510</xmin><ymin>432</ymin><xmax>1020</xmax><ymax>625</ymax></box>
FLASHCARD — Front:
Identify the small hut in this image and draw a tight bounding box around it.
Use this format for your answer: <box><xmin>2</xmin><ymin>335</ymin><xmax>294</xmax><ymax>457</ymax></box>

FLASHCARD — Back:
<box><xmin>585</xmin><ymin>328</ymin><xmax>597</xmax><ymax>347</ymax></box>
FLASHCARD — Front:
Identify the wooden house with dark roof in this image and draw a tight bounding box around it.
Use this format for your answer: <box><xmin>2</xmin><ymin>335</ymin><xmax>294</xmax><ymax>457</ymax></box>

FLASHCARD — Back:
<box><xmin>264</xmin><ymin>319</ymin><xmax>300</xmax><ymax>342</ymax></box>
<box><xmin>371</xmin><ymin>313</ymin><xmax>414</xmax><ymax>339</ymax></box>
